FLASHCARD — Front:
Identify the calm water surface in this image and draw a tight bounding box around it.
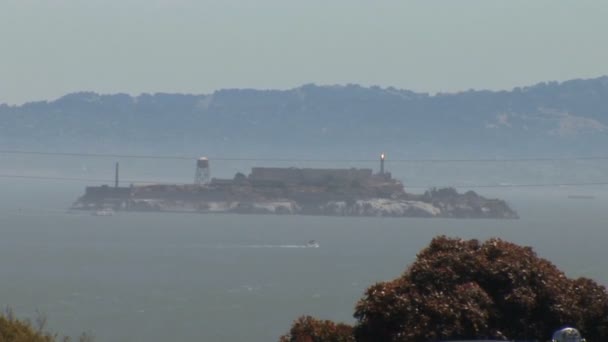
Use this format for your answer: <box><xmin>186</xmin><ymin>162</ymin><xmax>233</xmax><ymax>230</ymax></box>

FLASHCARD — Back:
<box><xmin>1</xmin><ymin>181</ymin><xmax>607</xmax><ymax>341</ymax></box>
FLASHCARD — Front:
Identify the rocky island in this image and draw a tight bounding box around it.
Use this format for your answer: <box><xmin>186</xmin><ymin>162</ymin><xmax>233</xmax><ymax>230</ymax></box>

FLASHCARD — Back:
<box><xmin>72</xmin><ymin>158</ymin><xmax>518</xmax><ymax>219</ymax></box>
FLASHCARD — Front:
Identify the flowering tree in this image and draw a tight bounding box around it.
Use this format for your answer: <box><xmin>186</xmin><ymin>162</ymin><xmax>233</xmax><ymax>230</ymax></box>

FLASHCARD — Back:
<box><xmin>282</xmin><ymin>236</ymin><xmax>608</xmax><ymax>341</ymax></box>
<box><xmin>279</xmin><ymin>316</ymin><xmax>354</xmax><ymax>342</ymax></box>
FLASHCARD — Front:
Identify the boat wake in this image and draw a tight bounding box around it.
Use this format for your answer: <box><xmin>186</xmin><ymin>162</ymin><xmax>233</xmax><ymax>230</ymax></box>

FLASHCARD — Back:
<box><xmin>245</xmin><ymin>244</ymin><xmax>318</xmax><ymax>249</ymax></box>
<box><xmin>178</xmin><ymin>241</ymin><xmax>320</xmax><ymax>249</ymax></box>
<box><xmin>246</xmin><ymin>240</ymin><xmax>319</xmax><ymax>249</ymax></box>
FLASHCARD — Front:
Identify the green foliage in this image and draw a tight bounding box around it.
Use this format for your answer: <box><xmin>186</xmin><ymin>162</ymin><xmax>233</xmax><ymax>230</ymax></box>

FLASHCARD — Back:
<box><xmin>0</xmin><ymin>310</ymin><xmax>93</xmax><ymax>342</ymax></box>
<box><xmin>423</xmin><ymin>187</ymin><xmax>459</xmax><ymax>200</ymax></box>
<box><xmin>282</xmin><ymin>236</ymin><xmax>608</xmax><ymax>341</ymax></box>
<box><xmin>0</xmin><ymin>311</ymin><xmax>56</xmax><ymax>342</ymax></box>
<box><xmin>279</xmin><ymin>316</ymin><xmax>354</xmax><ymax>342</ymax></box>
<box><xmin>233</xmin><ymin>172</ymin><xmax>247</xmax><ymax>183</ymax></box>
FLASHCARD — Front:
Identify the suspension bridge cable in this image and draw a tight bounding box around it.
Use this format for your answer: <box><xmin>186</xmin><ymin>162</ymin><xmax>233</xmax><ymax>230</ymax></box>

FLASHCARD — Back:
<box><xmin>1</xmin><ymin>173</ymin><xmax>607</xmax><ymax>189</ymax></box>
<box><xmin>1</xmin><ymin>149</ymin><xmax>608</xmax><ymax>163</ymax></box>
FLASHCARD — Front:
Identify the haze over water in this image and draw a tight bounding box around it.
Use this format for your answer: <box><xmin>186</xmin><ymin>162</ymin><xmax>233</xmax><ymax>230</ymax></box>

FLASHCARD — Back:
<box><xmin>2</xmin><ymin>1</ymin><xmax>608</xmax><ymax>340</ymax></box>
<box><xmin>1</xmin><ymin>176</ymin><xmax>607</xmax><ymax>341</ymax></box>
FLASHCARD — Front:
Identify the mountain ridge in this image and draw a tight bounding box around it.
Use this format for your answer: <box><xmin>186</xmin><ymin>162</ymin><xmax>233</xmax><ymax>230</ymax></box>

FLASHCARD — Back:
<box><xmin>1</xmin><ymin>76</ymin><xmax>607</xmax><ymax>158</ymax></box>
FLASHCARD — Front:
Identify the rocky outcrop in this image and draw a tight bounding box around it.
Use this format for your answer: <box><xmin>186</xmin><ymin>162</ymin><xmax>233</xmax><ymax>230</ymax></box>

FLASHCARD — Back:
<box><xmin>73</xmin><ymin>195</ymin><xmax>517</xmax><ymax>219</ymax></box>
<box><xmin>321</xmin><ymin>199</ymin><xmax>441</xmax><ymax>217</ymax></box>
<box><xmin>73</xmin><ymin>170</ymin><xmax>517</xmax><ymax>218</ymax></box>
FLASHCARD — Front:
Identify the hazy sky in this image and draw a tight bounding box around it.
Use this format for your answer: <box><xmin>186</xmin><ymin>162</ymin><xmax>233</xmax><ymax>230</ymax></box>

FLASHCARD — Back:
<box><xmin>1</xmin><ymin>0</ymin><xmax>607</xmax><ymax>104</ymax></box>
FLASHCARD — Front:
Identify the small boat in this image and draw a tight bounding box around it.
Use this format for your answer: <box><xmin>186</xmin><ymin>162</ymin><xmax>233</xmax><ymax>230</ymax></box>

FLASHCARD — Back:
<box><xmin>93</xmin><ymin>208</ymin><xmax>114</xmax><ymax>216</ymax></box>
<box><xmin>306</xmin><ymin>240</ymin><xmax>320</xmax><ymax>248</ymax></box>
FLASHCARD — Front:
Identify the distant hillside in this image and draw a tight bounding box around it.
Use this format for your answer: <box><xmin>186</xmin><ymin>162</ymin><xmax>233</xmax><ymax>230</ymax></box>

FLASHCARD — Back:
<box><xmin>1</xmin><ymin>77</ymin><xmax>607</xmax><ymax>158</ymax></box>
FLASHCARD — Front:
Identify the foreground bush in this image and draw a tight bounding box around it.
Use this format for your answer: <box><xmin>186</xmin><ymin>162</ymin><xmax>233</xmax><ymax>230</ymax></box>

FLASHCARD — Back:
<box><xmin>282</xmin><ymin>236</ymin><xmax>608</xmax><ymax>341</ymax></box>
<box><xmin>0</xmin><ymin>312</ymin><xmax>55</xmax><ymax>342</ymax></box>
<box><xmin>0</xmin><ymin>310</ymin><xmax>93</xmax><ymax>342</ymax></box>
<box><xmin>279</xmin><ymin>316</ymin><xmax>354</xmax><ymax>342</ymax></box>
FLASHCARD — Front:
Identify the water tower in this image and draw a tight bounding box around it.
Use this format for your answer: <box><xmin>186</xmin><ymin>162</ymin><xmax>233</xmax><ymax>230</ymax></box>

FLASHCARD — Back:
<box><xmin>194</xmin><ymin>157</ymin><xmax>210</xmax><ymax>185</ymax></box>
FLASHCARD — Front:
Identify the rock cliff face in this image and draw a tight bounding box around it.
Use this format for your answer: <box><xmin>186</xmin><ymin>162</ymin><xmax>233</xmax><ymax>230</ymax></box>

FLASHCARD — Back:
<box><xmin>72</xmin><ymin>168</ymin><xmax>518</xmax><ymax>219</ymax></box>
<box><xmin>323</xmin><ymin>199</ymin><xmax>441</xmax><ymax>217</ymax></box>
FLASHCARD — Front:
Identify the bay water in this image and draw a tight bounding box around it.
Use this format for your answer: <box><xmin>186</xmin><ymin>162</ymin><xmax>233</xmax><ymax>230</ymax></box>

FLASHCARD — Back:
<box><xmin>1</xmin><ymin>180</ymin><xmax>607</xmax><ymax>341</ymax></box>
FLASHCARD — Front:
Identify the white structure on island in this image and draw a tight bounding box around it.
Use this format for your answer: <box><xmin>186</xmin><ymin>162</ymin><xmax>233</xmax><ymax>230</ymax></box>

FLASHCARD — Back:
<box><xmin>194</xmin><ymin>157</ymin><xmax>211</xmax><ymax>185</ymax></box>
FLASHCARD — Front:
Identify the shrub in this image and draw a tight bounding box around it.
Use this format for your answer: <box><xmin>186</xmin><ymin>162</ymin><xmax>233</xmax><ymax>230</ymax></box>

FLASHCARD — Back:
<box><xmin>0</xmin><ymin>309</ymin><xmax>93</xmax><ymax>342</ymax></box>
<box><xmin>282</xmin><ymin>236</ymin><xmax>608</xmax><ymax>341</ymax></box>
<box><xmin>0</xmin><ymin>310</ymin><xmax>55</xmax><ymax>342</ymax></box>
<box><xmin>279</xmin><ymin>316</ymin><xmax>354</xmax><ymax>342</ymax></box>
